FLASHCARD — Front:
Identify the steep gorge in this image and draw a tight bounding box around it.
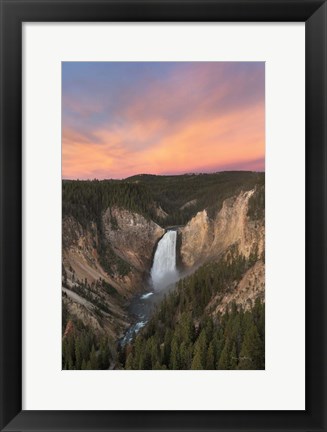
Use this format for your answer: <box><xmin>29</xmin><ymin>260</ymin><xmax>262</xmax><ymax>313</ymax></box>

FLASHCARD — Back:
<box><xmin>62</xmin><ymin>172</ymin><xmax>265</xmax><ymax>369</ymax></box>
<box><xmin>178</xmin><ymin>189</ymin><xmax>264</xmax><ymax>312</ymax></box>
<box><xmin>62</xmin><ymin>208</ymin><xmax>164</xmax><ymax>342</ymax></box>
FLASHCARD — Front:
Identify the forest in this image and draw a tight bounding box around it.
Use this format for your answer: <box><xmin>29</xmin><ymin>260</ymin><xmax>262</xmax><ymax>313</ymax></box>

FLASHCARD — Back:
<box><xmin>63</xmin><ymin>171</ymin><xmax>265</xmax><ymax>227</ymax></box>
<box><xmin>119</xmin><ymin>249</ymin><xmax>264</xmax><ymax>370</ymax></box>
<box><xmin>62</xmin><ymin>172</ymin><xmax>265</xmax><ymax>370</ymax></box>
<box><xmin>62</xmin><ymin>254</ymin><xmax>265</xmax><ymax>370</ymax></box>
<box><xmin>62</xmin><ymin>301</ymin><xmax>113</xmax><ymax>370</ymax></box>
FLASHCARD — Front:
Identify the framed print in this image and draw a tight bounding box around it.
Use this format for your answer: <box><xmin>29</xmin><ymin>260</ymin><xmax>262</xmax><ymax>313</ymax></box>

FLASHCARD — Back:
<box><xmin>0</xmin><ymin>0</ymin><xmax>326</xmax><ymax>431</ymax></box>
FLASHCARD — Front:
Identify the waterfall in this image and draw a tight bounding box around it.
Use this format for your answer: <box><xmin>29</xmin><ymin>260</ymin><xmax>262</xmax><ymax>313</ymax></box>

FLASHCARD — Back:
<box><xmin>121</xmin><ymin>230</ymin><xmax>179</xmax><ymax>345</ymax></box>
<box><xmin>151</xmin><ymin>230</ymin><xmax>179</xmax><ymax>290</ymax></box>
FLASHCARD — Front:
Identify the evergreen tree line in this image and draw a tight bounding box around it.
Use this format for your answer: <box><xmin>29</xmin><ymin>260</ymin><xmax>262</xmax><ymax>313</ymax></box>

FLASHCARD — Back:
<box><xmin>62</xmin><ymin>173</ymin><xmax>264</xmax><ymax>280</ymax></box>
<box><xmin>62</xmin><ymin>305</ymin><xmax>112</xmax><ymax>370</ymax></box>
<box><xmin>122</xmin><ymin>302</ymin><xmax>264</xmax><ymax>370</ymax></box>
<box><xmin>152</xmin><ymin>172</ymin><xmax>265</xmax><ymax>226</ymax></box>
<box><xmin>63</xmin><ymin>172</ymin><xmax>265</xmax><ymax>229</ymax></box>
<box><xmin>120</xmin><ymin>251</ymin><xmax>264</xmax><ymax>370</ymax></box>
<box><xmin>63</xmin><ymin>180</ymin><xmax>156</xmax><ymax>227</ymax></box>
<box><xmin>247</xmin><ymin>184</ymin><xmax>265</xmax><ymax>221</ymax></box>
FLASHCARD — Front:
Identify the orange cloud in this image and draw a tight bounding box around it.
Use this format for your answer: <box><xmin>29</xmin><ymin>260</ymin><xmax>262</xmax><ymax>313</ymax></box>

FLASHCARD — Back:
<box><xmin>62</xmin><ymin>62</ymin><xmax>265</xmax><ymax>179</ymax></box>
<box><xmin>62</xmin><ymin>101</ymin><xmax>264</xmax><ymax>179</ymax></box>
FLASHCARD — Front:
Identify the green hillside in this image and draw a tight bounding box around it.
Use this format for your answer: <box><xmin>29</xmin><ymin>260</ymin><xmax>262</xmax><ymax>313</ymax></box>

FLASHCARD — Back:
<box><xmin>120</xmin><ymin>250</ymin><xmax>265</xmax><ymax>370</ymax></box>
<box><xmin>63</xmin><ymin>171</ymin><xmax>264</xmax><ymax>227</ymax></box>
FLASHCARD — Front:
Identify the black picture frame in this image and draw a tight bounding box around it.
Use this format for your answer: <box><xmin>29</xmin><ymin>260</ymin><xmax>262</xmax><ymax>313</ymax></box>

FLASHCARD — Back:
<box><xmin>0</xmin><ymin>0</ymin><xmax>326</xmax><ymax>431</ymax></box>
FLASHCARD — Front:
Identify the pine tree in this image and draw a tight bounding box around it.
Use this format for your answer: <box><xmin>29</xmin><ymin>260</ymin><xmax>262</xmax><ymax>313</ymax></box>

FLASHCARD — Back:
<box><xmin>181</xmin><ymin>312</ymin><xmax>194</xmax><ymax>343</ymax></box>
<box><xmin>206</xmin><ymin>341</ymin><xmax>215</xmax><ymax>370</ymax></box>
<box><xmin>90</xmin><ymin>344</ymin><xmax>98</xmax><ymax>369</ymax></box>
<box><xmin>218</xmin><ymin>340</ymin><xmax>231</xmax><ymax>369</ymax></box>
<box><xmin>74</xmin><ymin>337</ymin><xmax>82</xmax><ymax>370</ymax></box>
<box><xmin>170</xmin><ymin>338</ymin><xmax>180</xmax><ymax>370</ymax></box>
<box><xmin>99</xmin><ymin>338</ymin><xmax>110</xmax><ymax>369</ymax></box>
<box><xmin>197</xmin><ymin>329</ymin><xmax>207</xmax><ymax>368</ymax></box>
<box><xmin>125</xmin><ymin>353</ymin><xmax>134</xmax><ymax>370</ymax></box>
<box><xmin>191</xmin><ymin>349</ymin><xmax>203</xmax><ymax>370</ymax></box>
<box><xmin>179</xmin><ymin>342</ymin><xmax>192</xmax><ymax>369</ymax></box>
<box><xmin>238</xmin><ymin>324</ymin><xmax>263</xmax><ymax>370</ymax></box>
<box><xmin>230</xmin><ymin>343</ymin><xmax>238</xmax><ymax>369</ymax></box>
<box><xmin>191</xmin><ymin>330</ymin><xmax>207</xmax><ymax>370</ymax></box>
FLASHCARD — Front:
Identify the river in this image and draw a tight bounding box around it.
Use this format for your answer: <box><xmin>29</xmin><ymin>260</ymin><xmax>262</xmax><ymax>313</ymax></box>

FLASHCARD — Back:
<box><xmin>120</xmin><ymin>229</ymin><xmax>180</xmax><ymax>345</ymax></box>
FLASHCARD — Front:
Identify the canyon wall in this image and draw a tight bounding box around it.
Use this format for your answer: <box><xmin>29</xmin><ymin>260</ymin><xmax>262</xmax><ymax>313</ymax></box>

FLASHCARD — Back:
<box><xmin>62</xmin><ymin>188</ymin><xmax>265</xmax><ymax>339</ymax></box>
<box><xmin>178</xmin><ymin>189</ymin><xmax>265</xmax><ymax>312</ymax></box>
<box><xmin>102</xmin><ymin>207</ymin><xmax>165</xmax><ymax>272</ymax></box>
<box><xmin>179</xmin><ymin>189</ymin><xmax>264</xmax><ymax>268</ymax></box>
<box><xmin>62</xmin><ymin>207</ymin><xmax>164</xmax><ymax>339</ymax></box>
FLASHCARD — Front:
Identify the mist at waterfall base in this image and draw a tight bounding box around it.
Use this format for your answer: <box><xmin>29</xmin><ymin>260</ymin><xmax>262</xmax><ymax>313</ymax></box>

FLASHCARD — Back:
<box><xmin>121</xmin><ymin>230</ymin><xmax>180</xmax><ymax>345</ymax></box>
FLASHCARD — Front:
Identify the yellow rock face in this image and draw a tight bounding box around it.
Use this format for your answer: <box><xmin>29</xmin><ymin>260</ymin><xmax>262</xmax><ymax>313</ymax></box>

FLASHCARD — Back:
<box><xmin>179</xmin><ymin>190</ymin><xmax>265</xmax><ymax>268</ymax></box>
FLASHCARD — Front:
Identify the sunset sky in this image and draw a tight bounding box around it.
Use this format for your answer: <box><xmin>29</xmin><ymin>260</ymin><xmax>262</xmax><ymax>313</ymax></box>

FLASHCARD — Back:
<box><xmin>62</xmin><ymin>62</ymin><xmax>265</xmax><ymax>179</ymax></box>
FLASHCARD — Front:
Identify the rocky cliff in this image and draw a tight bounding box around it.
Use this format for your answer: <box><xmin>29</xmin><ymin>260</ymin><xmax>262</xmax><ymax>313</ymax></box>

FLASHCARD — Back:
<box><xmin>179</xmin><ymin>189</ymin><xmax>264</xmax><ymax>268</ymax></box>
<box><xmin>62</xmin><ymin>207</ymin><xmax>164</xmax><ymax>339</ymax></box>
<box><xmin>102</xmin><ymin>207</ymin><xmax>164</xmax><ymax>272</ymax></box>
<box><xmin>62</xmin><ymin>181</ymin><xmax>265</xmax><ymax>343</ymax></box>
<box><xmin>207</xmin><ymin>259</ymin><xmax>265</xmax><ymax>315</ymax></box>
<box><xmin>178</xmin><ymin>188</ymin><xmax>265</xmax><ymax>312</ymax></box>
